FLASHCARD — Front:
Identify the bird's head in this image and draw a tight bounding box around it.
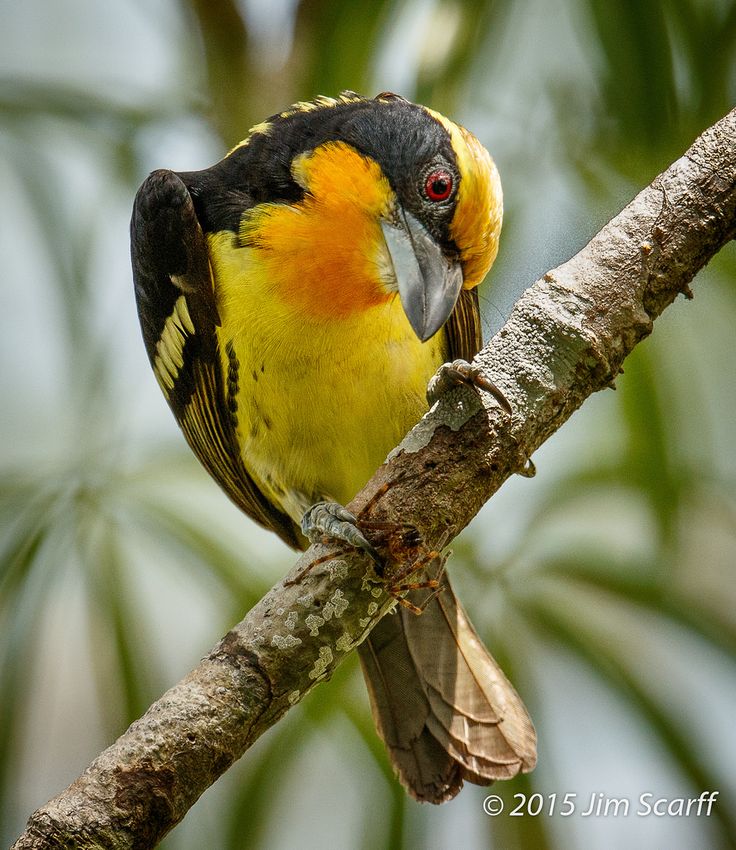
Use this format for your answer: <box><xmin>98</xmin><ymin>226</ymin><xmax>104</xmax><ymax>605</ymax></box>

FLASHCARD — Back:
<box><xmin>196</xmin><ymin>92</ymin><xmax>502</xmax><ymax>342</ymax></box>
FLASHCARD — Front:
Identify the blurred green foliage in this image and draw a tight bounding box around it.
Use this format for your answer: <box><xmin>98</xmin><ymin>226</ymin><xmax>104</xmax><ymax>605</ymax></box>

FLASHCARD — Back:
<box><xmin>1</xmin><ymin>1</ymin><xmax>735</xmax><ymax>848</ymax></box>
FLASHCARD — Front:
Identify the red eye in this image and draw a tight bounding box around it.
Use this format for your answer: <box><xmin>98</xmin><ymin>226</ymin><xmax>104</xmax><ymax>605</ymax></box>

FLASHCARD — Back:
<box><xmin>424</xmin><ymin>169</ymin><xmax>453</xmax><ymax>202</ymax></box>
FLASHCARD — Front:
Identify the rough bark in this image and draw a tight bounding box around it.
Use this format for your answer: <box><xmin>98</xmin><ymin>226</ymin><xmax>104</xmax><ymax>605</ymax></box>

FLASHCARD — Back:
<box><xmin>13</xmin><ymin>108</ymin><xmax>736</xmax><ymax>849</ymax></box>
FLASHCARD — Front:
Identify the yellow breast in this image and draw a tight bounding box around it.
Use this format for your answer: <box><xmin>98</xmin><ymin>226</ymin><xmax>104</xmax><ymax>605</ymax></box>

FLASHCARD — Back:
<box><xmin>208</xmin><ymin>229</ymin><xmax>446</xmax><ymax>524</ymax></box>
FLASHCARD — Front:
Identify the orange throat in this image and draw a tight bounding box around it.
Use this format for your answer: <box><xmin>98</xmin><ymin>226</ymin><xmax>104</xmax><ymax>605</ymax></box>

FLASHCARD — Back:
<box><xmin>237</xmin><ymin>141</ymin><xmax>396</xmax><ymax>320</ymax></box>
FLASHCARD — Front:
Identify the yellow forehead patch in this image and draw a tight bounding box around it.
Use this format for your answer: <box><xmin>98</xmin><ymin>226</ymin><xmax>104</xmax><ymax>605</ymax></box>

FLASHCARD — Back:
<box><xmin>426</xmin><ymin>109</ymin><xmax>503</xmax><ymax>289</ymax></box>
<box><xmin>289</xmin><ymin>142</ymin><xmax>394</xmax><ymax>217</ymax></box>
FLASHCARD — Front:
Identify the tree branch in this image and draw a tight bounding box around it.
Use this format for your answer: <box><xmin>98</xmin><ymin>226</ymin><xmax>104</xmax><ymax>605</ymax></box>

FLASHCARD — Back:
<box><xmin>13</xmin><ymin>108</ymin><xmax>736</xmax><ymax>849</ymax></box>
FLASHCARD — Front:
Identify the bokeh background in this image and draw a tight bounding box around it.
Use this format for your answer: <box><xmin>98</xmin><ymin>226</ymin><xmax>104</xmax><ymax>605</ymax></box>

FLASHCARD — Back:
<box><xmin>2</xmin><ymin>1</ymin><xmax>735</xmax><ymax>848</ymax></box>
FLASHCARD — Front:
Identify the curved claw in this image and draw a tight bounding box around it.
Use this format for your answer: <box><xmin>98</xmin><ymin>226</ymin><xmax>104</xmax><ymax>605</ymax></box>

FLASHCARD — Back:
<box><xmin>517</xmin><ymin>456</ymin><xmax>537</xmax><ymax>478</ymax></box>
<box><xmin>301</xmin><ymin>501</ymin><xmax>381</xmax><ymax>564</ymax></box>
<box><xmin>427</xmin><ymin>359</ymin><xmax>512</xmax><ymax>415</ymax></box>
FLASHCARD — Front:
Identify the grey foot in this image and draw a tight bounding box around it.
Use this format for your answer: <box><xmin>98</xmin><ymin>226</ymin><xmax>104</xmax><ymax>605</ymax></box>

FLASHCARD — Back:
<box><xmin>301</xmin><ymin>501</ymin><xmax>381</xmax><ymax>564</ymax></box>
<box><xmin>427</xmin><ymin>359</ymin><xmax>512</xmax><ymax>414</ymax></box>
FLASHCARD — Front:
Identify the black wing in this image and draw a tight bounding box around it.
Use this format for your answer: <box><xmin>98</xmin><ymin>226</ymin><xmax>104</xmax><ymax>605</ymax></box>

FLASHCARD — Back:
<box><xmin>130</xmin><ymin>169</ymin><xmax>302</xmax><ymax>549</ymax></box>
<box><xmin>445</xmin><ymin>286</ymin><xmax>483</xmax><ymax>362</ymax></box>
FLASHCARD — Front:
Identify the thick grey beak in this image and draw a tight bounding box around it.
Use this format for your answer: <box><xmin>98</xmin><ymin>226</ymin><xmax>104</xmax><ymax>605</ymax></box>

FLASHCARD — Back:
<box><xmin>381</xmin><ymin>209</ymin><xmax>463</xmax><ymax>342</ymax></box>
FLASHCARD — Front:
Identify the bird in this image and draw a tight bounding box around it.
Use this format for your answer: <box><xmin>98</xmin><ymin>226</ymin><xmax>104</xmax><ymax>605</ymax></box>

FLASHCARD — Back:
<box><xmin>130</xmin><ymin>90</ymin><xmax>536</xmax><ymax>803</ymax></box>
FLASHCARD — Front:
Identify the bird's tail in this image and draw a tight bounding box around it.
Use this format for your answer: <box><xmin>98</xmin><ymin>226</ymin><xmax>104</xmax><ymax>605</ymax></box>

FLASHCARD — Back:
<box><xmin>357</xmin><ymin>570</ymin><xmax>537</xmax><ymax>803</ymax></box>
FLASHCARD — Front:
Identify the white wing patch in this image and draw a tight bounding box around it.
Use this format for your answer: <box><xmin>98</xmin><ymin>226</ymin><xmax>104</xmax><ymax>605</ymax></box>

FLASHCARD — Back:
<box><xmin>153</xmin><ymin>293</ymin><xmax>195</xmax><ymax>395</ymax></box>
